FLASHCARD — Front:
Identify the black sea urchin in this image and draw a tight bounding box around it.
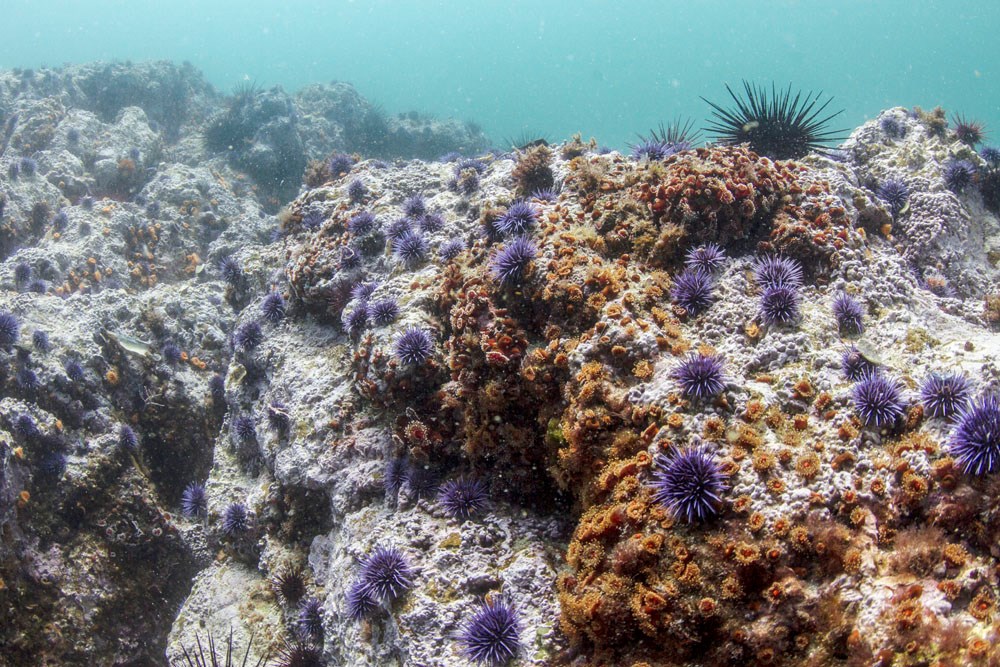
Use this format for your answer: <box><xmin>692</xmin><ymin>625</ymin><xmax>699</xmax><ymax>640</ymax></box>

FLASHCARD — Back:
<box><xmin>702</xmin><ymin>81</ymin><xmax>844</xmax><ymax>160</ymax></box>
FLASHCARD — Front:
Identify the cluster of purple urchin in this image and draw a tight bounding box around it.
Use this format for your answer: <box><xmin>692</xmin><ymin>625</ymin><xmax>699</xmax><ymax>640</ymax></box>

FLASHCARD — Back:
<box><xmin>670</xmin><ymin>244</ymin><xmax>726</xmax><ymax>316</ymax></box>
<box><xmin>753</xmin><ymin>255</ymin><xmax>803</xmax><ymax>326</ymax></box>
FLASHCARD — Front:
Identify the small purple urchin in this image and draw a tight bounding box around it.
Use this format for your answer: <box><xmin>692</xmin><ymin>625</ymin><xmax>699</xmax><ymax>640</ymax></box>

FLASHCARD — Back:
<box><xmin>394</xmin><ymin>327</ymin><xmax>434</xmax><ymax>365</ymax></box>
<box><xmin>32</xmin><ymin>329</ymin><xmax>50</xmax><ymax>353</ymax></box>
<box><xmin>386</xmin><ymin>217</ymin><xmax>412</xmax><ymax>241</ymax></box>
<box><xmin>328</xmin><ymin>153</ymin><xmax>354</xmax><ymax>176</ymax></box>
<box><xmin>181</xmin><ymin>482</ymin><xmax>208</xmax><ymax>517</ymax></box>
<box><xmin>393</xmin><ymin>230</ymin><xmax>429</xmax><ymax>267</ymax></box>
<box><xmin>346</xmin><ymin>578</ymin><xmax>379</xmax><ymax>620</ymax></box>
<box><xmin>841</xmin><ymin>345</ymin><xmax>877</xmax><ymax>381</ymax></box>
<box><xmin>459</xmin><ymin>596</ymin><xmax>521</xmax><ymax>666</ymax></box>
<box><xmin>753</xmin><ymin>255</ymin><xmax>803</xmax><ymax>289</ymax></box>
<box><xmin>630</xmin><ymin>137</ymin><xmax>673</xmax><ymax>161</ymax></box>
<box><xmin>980</xmin><ymin>146</ymin><xmax>1000</xmax><ymax>167</ymax></box>
<box><xmin>403</xmin><ymin>194</ymin><xmax>427</xmax><ymax>219</ymax></box>
<box><xmin>670</xmin><ymin>268</ymin><xmax>714</xmax><ymax>315</ymax></box>
<box><xmin>347</xmin><ymin>178</ymin><xmax>367</xmax><ymax>203</ymax></box>
<box><xmin>944</xmin><ymin>160</ymin><xmax>976</xmax><ymax>192</ymax></box>
<box><xmin>233</xmin><ymin>321</ymin><xmax>264</xmax><ymax>351</ymax></box>
<box><xmin>119</xmin><ymin>424</ymin><xmax>139</xmax><ymax>451</ymax></box>
<box><xmin>649</xmin><ymin>445</ymin><xmax>726</xmax><ymax>523</ymax></box>
<box><xmin>346</xmin><ymin>306</ymin><xmax>369</xmax><ymax>333</ymax></box>
<box><xmin>684</xmin><ymin>243</ymin><xmax>726</xmax><ymax>273</ymax></box>
<box><xmin>920</xmin><ymin>373</ymin><xmax>972</xmax><ymax>420</ymax></box>
<box><xmin>439</xmin><ymin>238</ymin><xmax>466</xmax><ymax>261</ymax></box>
<box><xmin>0</xmin><ymin>310</ymin><xmax>20</xmax><ymax>346</ymax></box>
<box><xmin>832</xmin><ymin>292</ymin><xmax>864</xmax><ymax>335</ymax></box>
<box><xmin>759</xmin><ymin>284</ymin><xmax>801</xmax><ymax>325</ymax></box>
<box><xmin>348</xmin><ymin>211</ymin><xmax>377</xmax><ymax>236</ymax></box>
<box><xmin>267</xmin><ymin>402</ymin><xmax>291</xmax><ymax>432</ymax></box>
<box><xmin>949</xmin><ymin>394</ymin><xmax>1000</xmax><ymax>475</ymax></box>
<box><xmin>234</xmin><ymin>415</ymin><xmax>256</xmax><ymax>442</ymax></box>
<box><xmin>221</xmin><ymin>502</ymin><xmax>251</xmax><ymax>536</ymax></box>
<box><xmin>359</xmin><ymin>544</ymin><xmax>414</xmax><ymax>602</ymax></box>
<box><xmin>490</xmin><ymin>236</ymin><xmax>536</xmax><ymax>286</ymax></box>
<box><xmin>671</xmin><ymin>352</ymin><xmax>726</xmax><ymax>400</ymax></box>
<box><xmin>368</xmin><ymin>298</ymin><xmax>400</xmax><ymax>326</ymax></box>
<box><xmin>876</xmin><ymin>178</ymin><xmax>909</xmax><ymax>217</ymax></box>
<box><xmin>494</xmin><ymin>201</ymin><xmax>538</xmax><ymax>236</ymax></box>
<box><xmin>420</xmin><ymin>211</ymin><xmax>445</xmax><ymax>233</ymax></box>
<box><xmin>218</xmin><ymin>255</ymin><xmax>243</xmax><ymax>286</ymax></box>
<box><xmin>260</xmin><ymin>292</ymin><xmax>286</xmax><ymax>323</ymax></box>
<box><xmin>350</xmin><ymin>280</ymin><xmax>379</xmax><ymax>302</ymax></box>
<box><xmin>297</xmin><ymin>597</ymin><xmax>324</xmax><ymax>640</ymax></box>
<box><xmin>437</xmin><ymin>477</ymin><xmax>489</xmax><ymax>520</ymax></box>
<box><xmin>384</xmin><ymin>457</ymin><xmax>408</xmax><ymax>497</ymax></box>
<box><xmin>852</xmin><ymin>370</ymin><xmax>907</xmax><ymax>428</ymax></box>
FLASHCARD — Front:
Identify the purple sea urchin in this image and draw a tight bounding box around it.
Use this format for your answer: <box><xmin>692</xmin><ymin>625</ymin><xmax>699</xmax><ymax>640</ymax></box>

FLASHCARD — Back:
<box><xmin>368</xmin><ymin>298</ymin><xmax>400</xmax><ymax>326</ymax></box>
<box><xmin>348</xmin><ymin>211</ymin><xmax>377</xmax><ymax>236</ymax></box>
<box><xmin>841</xmin><ymin>345</ymin><xmax>877</xmax><ymax>381</ymax></box>
<box><xmin>359</xmin><ymin>545</ymin><xmax>414</xmax><ymax>602</ymax></box>
<box><xmin>0</xmin><ymin>310</ymin><xmax>20</xmax><ymax>347</ymax></box>
<box><xmin>234</xmin><ymin>321</ymin><xmax>264</xmax><ymax>351</ymax></box>
<box><xmin>261</xmin><ymin>292</ymin><xmax>286</xmax><ymax>323</ymax></box>
<box><xmin>234</xmin><ymin>415</ymin><xmax>256</xmax><ymax>442</ymax></box>
<box><xmin>119</xmin><ymin>424</ymin><xmax>139</xmax><ymax>451</ymax></box>
<box><xmin>221</xmin><ymin>502</ymin><xmax>251</xmax><ymax>536</ymax></box>
<box><xmin>393</xmin><ymin>230</ymin><xmax>429</xmax><ymax>267</ymax></box>
<box><xmin>832</xmin><ymin>292</ymin><xmax>864</xmax><ymax>335</ymax></box>
<box><xmin>420</xmin><ymin>211</ymin><xmax>445</xmax><ymax>233</ymax></box>
<box><xmin>181</xmin><ymin>482</ymin><xmax>208</xmax><ymax>517</ymax></box>
<box><xmin>759</xmin><ymin>284</ymin><xmax>801</xmax><ymax>325</ymax></box>
<box><xmin>702</xmin><ymin>81</ymin><xmax>845</xmax><ymax>160</ymax></box>
<box><xmin>671</xmin><ymin>352</ymin><xmax>726</xmax><ymax>400</ymax></box>
<box><xmin>218</xmin><ymin>255</ymin><xmax>243</xmax><ymax>286</ymax></box>
<box><xmin>852</xmin><ymin>370</ymin><xmax>906</xmax><ymax>428</ymax></box>
<box><xmin>162</xmin><ymin>343</ymin><xmax>182</xmax><ymax>364</ymax></box>
<box><xmin>880</xmin><ymin>115</ymin><xmax>906</xmax><ymax>139</ymax></box>
<box><xmin>684</xmin><ymin>244</ymin><xmax>726</xmax><ymax>273</ymax></box>
<box><xmin>347</xmin><ymin>178</ymin><xmax>367</xmax><ymax>203</ymax></box>
<box><xmin>384</xmin><ymin>457</ymin><xmax>408</xmax><ymax>497</ymax></box>
<box><xmin>650</xmin><ymin>446</ymin><xmax>726</xmax><ymax>523</ymax></box>
<box><xmin>297</xmin><ymin>597</ymin><xmax>324</xmax><ymax>640</ymax></box>
<box><xmin>386</xmin><ymin>217</ymin><xmax>412</xmax><ymax>241</ymax></box>
<box><xmin>439</xmin><ymin>238</ymin><xmax>466</xmax><ymax>261</ymax></box>
<box><xmin>403</xmin><ymin>194</ymin><xmax>427</xmax><ymax>219</ymax></box>
<box><xmin>876</xmin><ymin>178</ymin><xmax>909</xmax><ymax>217</ymax></box>
<box><xmin>13</xmin><ymin>413</ymin><xmax>39</xmax><ymax>439</ymax></box>
<box><xmin>32</xmin><ymin>329</ymin><xmax>50</xmax><ymax>353</ymax></box>
<box><xmin>670</xmin><ymin>268</ymin><xmax>714</xmax><ymax>315</ymax></box>
<box><xmin>980</xmin><ymin>146</ymin><xmax>1000</xmax><ymax>167</ymax></box>
<box><xmin>490</xmin><ymin>236</ymin><xmax>536</xmax><ymax>286</ymax></box>
<box><xmin>267</xmin><ymin>402</ymin><xmax>291</xmax><ymax>432</ymax></box>
<box><xmin>346</xmin><ymin>306</ymin><xmax>368</xmax><ymax>334</ymax></box>
<box><xmin>944</xmin><ymin>159</ymin><xmax>976</xmax><ymax>192</ymax></box>
<box><xmin>350</xmin><ymin>280</ymin><xmax>379</xmax><ymax>302</ymax></box>
<box><xmin>920</xmin><ymin>373</ymin><xmax>972</xmax><ymax>420</ymax></box>
<box><xmin>394</xmin><ymin>327</ymin><xmax>434</xmax><ymax>365</ymax></box>
<box><xmin>459</xmin><ymin>597</ymin><xmax>521</xmax><ymax>666</ymax></box>
<box><xmin>949</xmin><ymin>394</ymin><xmax>1000</xmax><ymax>475</ymax></box>
<box><xmin>328</xmin><ymin>153</ymin><xmax>354</xmax><ymax>176</ymax></box>
<box><xmin>494</xmin><ymin>201</ymin><xmax>538</xmax><ymax>236</ymax></box>
<box><xmin>274</xmin><ymin>641</ymin><xmax>323</xmax><ymax>667</ymax></box>
<box><xmin>437</xmin><ymin>477</ymin><xmax>489</xmax><ymax>520</ymax></box>
<box><xmin>65</xmin><ymin>359</ymin><xmax>85</xmax><ymax>382</ymax></box>
<box><xmin>753</xmin><ymin>255</ymin><xmax>803</xmax><ymax>289</ymax></box>
<box><xmin>346</xmin><ymin>578</ymin><xmax>379</xmax><ymax>620</ymax></box>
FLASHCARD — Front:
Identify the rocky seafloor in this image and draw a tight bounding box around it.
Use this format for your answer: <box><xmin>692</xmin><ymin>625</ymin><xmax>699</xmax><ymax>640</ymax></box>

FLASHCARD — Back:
<box><xmin>1</xmin><ymin>62</ymin><xmax>999</xmax><ymax>667</ymax></box>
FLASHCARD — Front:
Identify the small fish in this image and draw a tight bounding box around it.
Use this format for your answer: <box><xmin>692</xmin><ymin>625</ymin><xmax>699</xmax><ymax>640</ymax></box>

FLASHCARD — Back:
<box><xmin>104</xmin><ymin>330</ymin><xmax>154</xmax><ymax>358</ymax></box>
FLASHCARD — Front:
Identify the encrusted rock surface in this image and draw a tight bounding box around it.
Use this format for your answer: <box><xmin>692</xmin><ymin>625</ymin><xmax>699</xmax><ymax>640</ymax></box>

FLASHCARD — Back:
<box><xmin>1</xmin><ymin>63</ymin><xmax>999</xmax><ymax>666</ymax></box>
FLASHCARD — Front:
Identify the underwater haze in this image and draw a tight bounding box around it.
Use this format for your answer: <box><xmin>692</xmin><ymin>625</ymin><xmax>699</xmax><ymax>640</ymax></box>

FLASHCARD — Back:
<box><xmin>1</xmin><ymin>0</ymin><xmax>998</xmax><ymax>148</ymax></box>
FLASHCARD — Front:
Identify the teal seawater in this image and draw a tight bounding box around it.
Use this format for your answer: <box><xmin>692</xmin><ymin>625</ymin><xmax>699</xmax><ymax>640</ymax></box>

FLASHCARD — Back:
<box><xmin>1</xmin><ymin>0</ymin><xmax>998</xmax><ymax>150</ymax></box>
